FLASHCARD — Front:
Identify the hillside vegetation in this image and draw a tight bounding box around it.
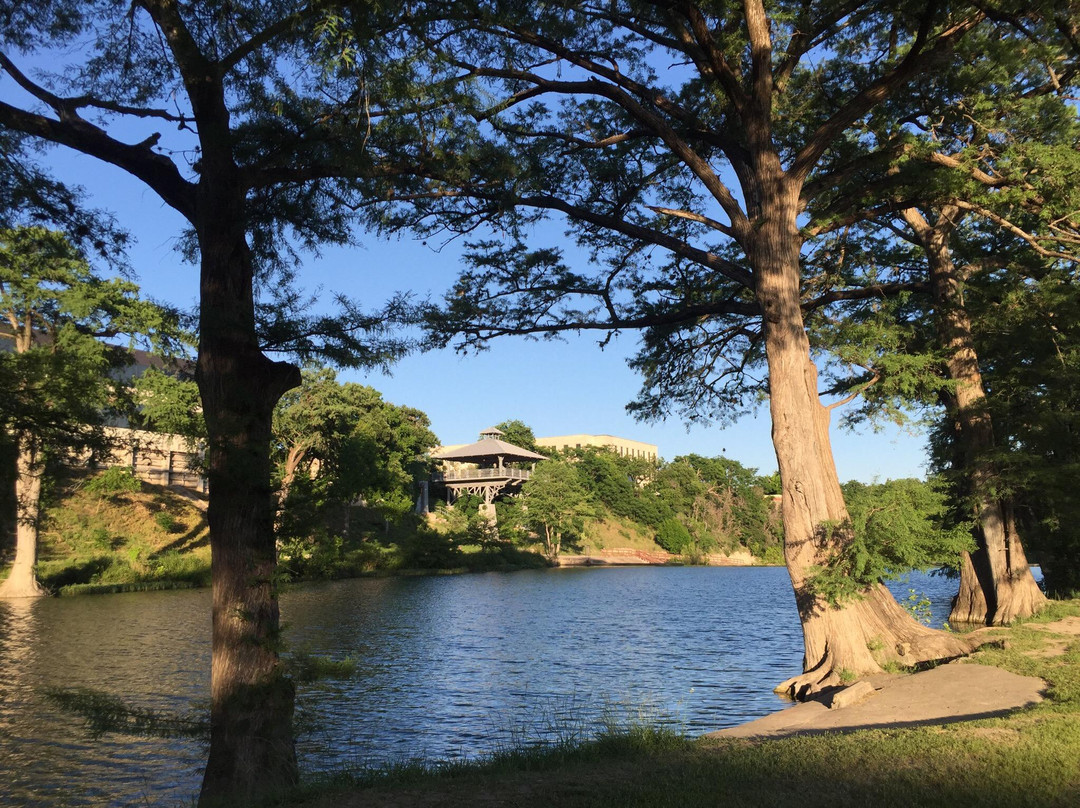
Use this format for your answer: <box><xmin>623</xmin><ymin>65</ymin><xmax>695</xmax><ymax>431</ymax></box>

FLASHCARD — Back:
<box><xmin>33</xmin><ymin>468</ymin><xmax>210</xmax><ymax>595</ymax></box>
<box><xmin>16</xmin><ymin>446</ymin><xmax>971</xmax><ymax>595</ymax></box>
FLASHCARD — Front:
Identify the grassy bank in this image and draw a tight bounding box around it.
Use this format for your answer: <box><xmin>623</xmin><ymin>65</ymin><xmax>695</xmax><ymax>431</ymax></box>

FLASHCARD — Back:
<box><xmin>24</xmin><ymin>471</ymin><xmax>553</xmax><ymax>596</ymax></box>
<box><xmin>34</xmin><ymin>471</ymin><xmax>212</xmax><ymax>595</ymax></box>
<box><xmin>278</xmin><ymin>602</ymin><xmax>1080</xmax><ymax>808</ymax></box>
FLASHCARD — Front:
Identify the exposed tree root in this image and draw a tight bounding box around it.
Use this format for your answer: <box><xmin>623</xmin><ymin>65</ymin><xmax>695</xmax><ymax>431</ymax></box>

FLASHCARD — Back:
<box><xmin>949</xmin><ymin>549</ymin><xmax>1048</xmax><ymax>627</ymax></box>
<box><xmin>777</xmin><ymin>584</ymin><xmax>979</xmax><ymax>701</ymax></box>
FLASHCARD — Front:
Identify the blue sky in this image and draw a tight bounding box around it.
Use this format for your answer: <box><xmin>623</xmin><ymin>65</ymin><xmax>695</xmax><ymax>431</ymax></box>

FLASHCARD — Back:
<box><xmin>29</xmin><ymin>143</ymin><xmax>933</xmax><ymax>483</ymax></box>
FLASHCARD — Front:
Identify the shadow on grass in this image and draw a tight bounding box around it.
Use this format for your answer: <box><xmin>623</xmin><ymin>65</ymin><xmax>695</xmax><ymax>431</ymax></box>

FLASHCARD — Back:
<box><xmin>156</xmin><ymin>520</ymin><xmax>209</xmax><ymax>555</ymax></box>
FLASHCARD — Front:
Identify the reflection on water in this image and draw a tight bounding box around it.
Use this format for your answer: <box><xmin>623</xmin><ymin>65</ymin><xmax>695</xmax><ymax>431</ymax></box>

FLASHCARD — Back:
<box><xmin>0</xmin><ymin>589</ymin><xmax>210</xmax><ymax>806</ymax></box>
<box><xmin>0</xmin><ymin>566</ymin><xmax>966</xmax><ymax>806</ymax></box>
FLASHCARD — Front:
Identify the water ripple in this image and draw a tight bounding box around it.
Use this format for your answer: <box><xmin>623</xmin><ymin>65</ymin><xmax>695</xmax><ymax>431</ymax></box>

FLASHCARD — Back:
<box><xmin>0</xmin><ymin>566</ymin><xmax>972</xmax><ymax>806</ymax></box>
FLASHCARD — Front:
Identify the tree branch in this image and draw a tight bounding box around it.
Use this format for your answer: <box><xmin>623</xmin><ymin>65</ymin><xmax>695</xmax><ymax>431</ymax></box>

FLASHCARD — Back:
<box><xmin>219</xmin><ymin>5</ymin><xmax>309</xmax><ymax>72</ymax></box>
<box><xmin>646</xmin><ymin>205</ymin><xmax>734</xmax><ymax>237</ymax></box>
<box><xmin>804</xmin><ymin>281</ymin><xmax>931</xmax><ymax>311</ymax></box>
<box><xmin>953</xmin><ymin>200</ymin><xmax>1080</xmax><ymax>263</ymax></box>
<box><xmin>826</xmin><ymin>365</ymin><xmax>882</xmax><ymax>411</ymax></box>
<box><xmin>790</xmin><ymin>7</ymin><xmax>984</xmax><ymax>184</ymax></box>
<box><xmin>512</xmin><ymin>192</ymin><xmax>753</xmax><ymax>288</ymax></box>
<box><xmin>0</xmin><ymin>101</ymin><xmax>196</xmax><ymax>219</ymax></box>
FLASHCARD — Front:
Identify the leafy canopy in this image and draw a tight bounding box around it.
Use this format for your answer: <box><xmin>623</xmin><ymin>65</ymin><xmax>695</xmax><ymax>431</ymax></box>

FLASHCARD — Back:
<box><xmin>0</xmin><ymin>226</ymin><xmax>182</xmax><ymax>457</ymax></box>
<box><xmin>808</xmin><ymin>478</ymin><xmax>976</xmax><ymax>605</ymax></box>
<box><xmin>273</xmin><ymin>366</ymin><xmax>438</xmax><ymax>524</ymax></box>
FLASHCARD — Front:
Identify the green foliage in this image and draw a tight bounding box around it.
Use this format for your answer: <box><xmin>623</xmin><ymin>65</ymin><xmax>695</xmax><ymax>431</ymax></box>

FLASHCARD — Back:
<box><xmin>274</xmin><ymin>367</ymin><xmax>437</xmax><ymax>551</ymax></box>
<box><xmin>284</xmin><ymin>651</ymin><xmax>357</xmax><ymax>684</ymax></box>
<box><xmin>760</xmin><ymin>545</ymin><xmax>785</xmax><ymax>566</ymax></box>
<box><xmin>153</xmin><ymin>510</ymin><xmax>180</xmax><ymax>533</ymax></box>
<box><xmin>0</xmin><ymin>130</ymin><xmax>130</xmax><ymax>266</ymax></box>
<box><xmin>676</xmin><ymin>455</ymin><xmax>784</xmax><ymax>557</ymax></box>
<box><xmin>517</xmin><ymin>459</ymin><xmax>595</xmax><ymax>559</ymax></box>
<box><xmin>494</xmin><ymin>419</ymin><xmax>541</xmax><ymax>453</ymax></box>
<box><xmin>570</xmin><ymin>448</ymin><xmax>664</xmax><ymax>528</ymax></box>
<box><xmin>655</xmin><ymin>518</ymin><xmax>692</xmax><ymax>555</ymax></box>
<box><xmin>901</xmin><ymin>588</ymin><xmax>934</xmax><ymax>626</ymax></box>
<box><xmin>554</xmin><ymin>448</ymin><xmax>780</xmax><ymax>559</ymax></box>
<box><xmin>0</xmin><ymin>228</ymin><xmax>181</xmax><ymax>457</ymax></box>
<box><xmin>808</xmin><ymin>478</ymin><xmax>976</xmax><ymax>605</ymax></box>
<box><xmin>83</xmin><ymin>467</ymin><xmax>142</xmax><ymax>496</ymax></box>
<box><xmin>133</xmin><ymin>366</ymin><xmax>204</xmax><ymax>444</ymax></box>
<box><xmin>399</xmin><ymin>526</ymin><xmax>465</xmax><ymax>570</ymax></box>
<box><xmin>277</xmin><ymin>530</ymin><xmax>350</xmax><ymax>580</ymax></box>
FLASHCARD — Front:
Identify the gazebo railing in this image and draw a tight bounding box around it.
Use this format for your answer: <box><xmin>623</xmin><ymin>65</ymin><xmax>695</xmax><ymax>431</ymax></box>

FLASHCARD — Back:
<box><xmin>432</xmin><ymin>467</ymin><xmax>532</xmax><ymax>483</ymax></box>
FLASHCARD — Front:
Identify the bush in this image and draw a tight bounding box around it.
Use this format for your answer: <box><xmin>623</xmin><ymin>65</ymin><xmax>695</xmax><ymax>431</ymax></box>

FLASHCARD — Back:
<box><xmin>655</xmin><ymin>518</ymin><xmax>692</xmax><ymax>554</ymax></box>
<box><xmin>153</xmin><ymin>510</ymin><xmax>180</xmax><ymax>532</ymax></box>
<box><xmin>84</xmin><ymin>467</ymin><xmax>142</xmax><ymax>496</ymax></box>
<box><xmin>759</xmin><ymin>544</ymin><xmax>785</xmax><ymax>566</ymax></box>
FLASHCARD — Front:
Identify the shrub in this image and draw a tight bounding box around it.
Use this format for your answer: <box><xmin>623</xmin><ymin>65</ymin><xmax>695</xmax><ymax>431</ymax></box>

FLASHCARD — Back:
<box><xmin>84</xmin><ymin>467</ymin><xmax>142</xmax><ymax>496</ymax></box>
<box><xmin>759</xmin><ymin>544</ymin><xmax>785</xmax><ymax>566</ymax></box>
<box><xmin>655</xmin><ymin>518</ymin><xmax>692</xmax><ymax>554</ymax></box>
<box><xmin>153</xmin><ymin>510</ymin><xmax>180</xmax><ymax>533</ymax></box>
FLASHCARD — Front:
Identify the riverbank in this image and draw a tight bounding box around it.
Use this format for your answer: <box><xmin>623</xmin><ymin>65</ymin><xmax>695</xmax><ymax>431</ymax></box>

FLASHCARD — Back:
<box><xmin>558</xmin><ymin>548</ymin><xmax>761</xmax><ymax>566</ymax></box>
<box><xmin>16</xmin><ymin>472</ymin><xmax>773</xmax><ymax>596</ymax></box>
<box><xmin>284</xmin><ymin>603</ymin><xmax>1080</xmax><ymax>808</ymax></box>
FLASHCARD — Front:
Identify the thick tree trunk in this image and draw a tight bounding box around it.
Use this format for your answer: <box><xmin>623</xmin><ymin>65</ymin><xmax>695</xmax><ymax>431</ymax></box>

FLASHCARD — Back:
<box><xmin>195</xmin><ymin>203</ymin><xmax>301</xmax><ymax>805</ymax></box>
<box><xmin>903</xmin><ymin>208</ymin><xmax>1046</xmax><ymax>626</ymax></box>
<box><xmin>950</xmin><ymin>551</ymin><xmax>988</xmax><ymax>624</ymax></box>
<box><xmin>755</xmin><ymin>191</ymin><xmax>972</xmax><ymax>699</ymax></box>
<box><xmin>0</xmin><ymin>436</ymin><xmax>47</xmax><ymax>599</ymax></box>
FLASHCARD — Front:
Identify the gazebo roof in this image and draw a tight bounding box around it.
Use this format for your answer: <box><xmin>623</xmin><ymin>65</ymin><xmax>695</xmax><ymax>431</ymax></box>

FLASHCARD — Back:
<box><xmin>432</xmin><ymin>431</ymin><xmax>547</xmax><ymax>463</ymax></box>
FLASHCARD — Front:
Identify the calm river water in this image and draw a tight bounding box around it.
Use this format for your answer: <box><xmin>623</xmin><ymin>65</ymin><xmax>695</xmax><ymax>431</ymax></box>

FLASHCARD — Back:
<box><xmin>0</xmin><ymin>566</ymin><xmax>961</xmax><ymax>807</ymax></box>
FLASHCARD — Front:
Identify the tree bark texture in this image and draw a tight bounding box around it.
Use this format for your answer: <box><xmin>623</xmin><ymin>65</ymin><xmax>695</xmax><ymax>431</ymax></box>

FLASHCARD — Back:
<box><xmin>0</xmin><ymin>4</ymin><xmax>307</xmax><ymax>799</ymax></box>
<box><xmin>755</xmin><ymin>189</ymin><xmax>973</xmax><ymax>699</ymax></box>
<box><xmin>194</xmin><ymin>187</ymin><xmax>300</xmax><ymax>805</ymax></box>
<box><xmin>0</xmin><ymin>436</ymin><xmax>46</xmax><ymax>599</ymax></box>
<box><xmin>902</xmin><ymin>208</ymin><xmax>1046</xmax><ymax>626</ymax></box>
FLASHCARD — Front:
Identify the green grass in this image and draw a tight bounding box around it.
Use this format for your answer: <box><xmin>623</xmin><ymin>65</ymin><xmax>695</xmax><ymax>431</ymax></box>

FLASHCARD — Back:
<box><xmin>282</xmin><ymin>714</ymin><xmax>1080</xmax><ymax>808</ymax></box>
<box><xmin>33</xmin><ymin>471</ymin><xmax>211</xmax><ymax>595</ymax></box>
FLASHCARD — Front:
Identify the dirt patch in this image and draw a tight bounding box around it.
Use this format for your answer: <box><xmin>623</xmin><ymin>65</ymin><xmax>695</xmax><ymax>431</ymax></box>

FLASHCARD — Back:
<box><xmin>967</xmin><ymin>726</ymin><xmax>1023</xmax><ymax>744</ymax></box>
<box><xmin>1031</xmin><ymin>616</ymin><xmax>1080</xmax><ymax>636</ymax></box>
<box><xmin>707</xmin><ymin>662</ymin><xmax>1046</xmax><ymax>741</ymax></box>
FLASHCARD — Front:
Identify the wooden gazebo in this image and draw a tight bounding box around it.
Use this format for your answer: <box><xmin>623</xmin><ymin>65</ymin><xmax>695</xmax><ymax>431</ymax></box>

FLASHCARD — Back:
<box><xmin>431</xmin><ymin>427</ymin><xmax>547</xmax><ymax>505</ymax></box>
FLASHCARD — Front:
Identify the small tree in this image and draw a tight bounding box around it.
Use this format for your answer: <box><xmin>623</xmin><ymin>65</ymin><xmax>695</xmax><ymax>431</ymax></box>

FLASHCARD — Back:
<box><xmin>272</xmin><ymin>367</ymin><xmax>437</xmax><ymax>541</ymax></box>
<box><xmin>655</xmin><ymin>518</ymin><xmax>693</xmax><ymax>555</ymax></box>
<box><xmin>517</xmin><ymin>460</ymin><xmax>593</xmax><ymax>561</ymax></box>
<box><xmin>0</xmin><ymin>227</ymin><xmax>179</xmax><ymax>598</ymax></box>
<box><xmin>809</xmin><ymin>478</ymin><xmax>976</xmax><ymax>605</ymax></box>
